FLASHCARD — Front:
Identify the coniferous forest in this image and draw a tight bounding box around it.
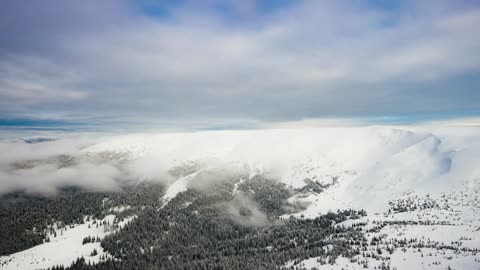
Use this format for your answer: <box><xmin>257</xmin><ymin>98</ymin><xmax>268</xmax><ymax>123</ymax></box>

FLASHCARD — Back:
<box><xmin>0</xmin><ymin>173</ymin><xmax>377</xmax><ymax>270</ymax></box>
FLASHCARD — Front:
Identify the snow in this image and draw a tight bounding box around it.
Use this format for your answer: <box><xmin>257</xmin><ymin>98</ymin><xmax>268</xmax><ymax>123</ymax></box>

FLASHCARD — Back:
<box><xmin>232</xmin><ymin>177</ymin><xmax>246</xmax><ymax>196</ymax></box>
<box><xmin>389</xmin><ymin>248</ymin><xmax>479</xmax><ymax>270</ymax></box>
<box><xmin>289</xmin><ymin>248</ymin><xmax>480</xmax><ymax>270</ymax></box>
<box><xmin>0</xmin><ymin>215</ymin><xmax>135</xmax><ymax>270</ymax></box>
<box><xmin>161</xmin><ymin>171</ymin><xmax>200</xmax><ymax>207</ymax></box>
<box><xmin>3</xmin><ymin>125</ymin><xmax>480</xmax><ymax>269</ymax></box>
<box><xmin>109</xmin><ymin>205</ymin><xmax>131</xmax><ymax>213</ymax></box>
<box><xmin>286</xmin><ymin>256</ymin><xmax>385</xmax><ymax>270</ymax></box>
<box><xmin>78</xmin><ymin>126</ymin><xmax>480</xmax><ymax>227</ymax></box>
<box><xmin>76</xmin><ymin>127</ymin><xmax>479</xmax><ymax>209</ymax></box>
<box><xmin>323</xmin><ymin>176</ymin><xmax>480</xmax><ymax>269</ymax></box>
<box><xmin>78</xmin><ymin>125</ymin><xmax>480</xmax><ymax>269</ymax></box>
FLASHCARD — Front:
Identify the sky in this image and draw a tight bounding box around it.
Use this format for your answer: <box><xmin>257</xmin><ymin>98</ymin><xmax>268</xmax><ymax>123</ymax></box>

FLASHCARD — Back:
<box><xmin>1</xmin><ymin>0</ymin><xmax>480</xmax><ymax>130</ymax></box>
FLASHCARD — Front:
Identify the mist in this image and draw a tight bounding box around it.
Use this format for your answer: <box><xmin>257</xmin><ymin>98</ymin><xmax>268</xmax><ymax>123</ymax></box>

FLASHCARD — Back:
<box><xmin>0</xmin><ymin>124</ymin><xmax>479</xmax><ymax>213</ymax></box>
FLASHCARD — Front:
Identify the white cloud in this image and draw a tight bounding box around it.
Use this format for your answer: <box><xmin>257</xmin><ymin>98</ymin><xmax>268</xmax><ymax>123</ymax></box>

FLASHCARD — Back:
<box><xmin>1</xmin><ymin>123</ymin><xmax>479</xmax><ymax>211</ymax></box>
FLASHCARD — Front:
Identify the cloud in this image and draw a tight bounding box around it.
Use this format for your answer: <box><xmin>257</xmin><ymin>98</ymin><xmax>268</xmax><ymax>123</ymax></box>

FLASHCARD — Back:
<box><xmin>0</xmin><ymin>123</ymin><xmax>480</xmax><ymax>214</ymax></box>
<box><xmin>0</xmin><ymin>0</ymin><xmax>479</xmax><ymax>125</ymax></box>
<box><xmin>225</xmin><ymin>191</ymin><xmax>268</xmax><ymax>226</ymax></box>
<box><xmin>0</xmin><ymin>136</ymin><xmax>123</xmax><ymax>195</ymax></box>
<box><xmin>0</xmin><ymin>162</ymin><xmax>122</xmax><ymax>195</ymax></box>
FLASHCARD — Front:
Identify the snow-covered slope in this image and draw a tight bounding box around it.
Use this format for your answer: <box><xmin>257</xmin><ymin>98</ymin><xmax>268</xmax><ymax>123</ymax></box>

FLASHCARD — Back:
<box><xmin>0</xmin><ymin>215</ymin><xmax>135</xmax><ymax>270</ymax></box>
<box><xmin>79</xmin><ymin>126</ymin><xmax>480</xmax><ymax>269</ymax></box>
<box><xmin>2</xmin><ymin>126</ymin><xmax>479</xmax><ymax>269</ymax></box>
<box><xmin>77</xmin><ymin>126</ymin><xmax>480</xmax><ymax>214</ymax></box>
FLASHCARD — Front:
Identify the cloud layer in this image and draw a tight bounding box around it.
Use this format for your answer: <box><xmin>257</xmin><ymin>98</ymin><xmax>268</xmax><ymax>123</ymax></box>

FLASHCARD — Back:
<box><xmin>1</xmin><ymin>125</ymin><xmax>480</xmax><ymax>204</ymax></box>
<box><xmin>0</xmin><ymin>0</ymin><xmax>479</xmax><ymax>125</ymax></box>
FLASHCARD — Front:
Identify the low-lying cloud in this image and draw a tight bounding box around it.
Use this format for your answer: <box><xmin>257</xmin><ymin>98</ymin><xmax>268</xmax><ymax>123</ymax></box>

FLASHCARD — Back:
<box><xmin>0</xmin><ymin>125</ymin><xmax>479</xmax><ymax>206</ymax></box>
<box><xmin>225</xmin><ymin>191</ymin><xmax>268</xmax><ymax>227</ymax></box>
<box><xmin>0</xmin><ymin>137</ymin><xmax>123</xmax><ymax>195</ymax></box>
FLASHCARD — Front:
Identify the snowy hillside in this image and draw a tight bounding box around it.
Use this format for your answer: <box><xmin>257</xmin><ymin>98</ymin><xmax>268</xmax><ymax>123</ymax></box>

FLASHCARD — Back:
<box><xmin>76</xmin><ymin>126</ymin><xmax>480</xmax><ymax>212</ymax></box>
<box><xmin>80</xmin><ymin>126</ymin><xmax>480</xmax><ymax>269</ymax></box>
<box><xmin>1</xmin><ymin>125</ymin><xmax>479</xmax><ymax>269</ymax></box>
<box><xmin>0</xmin><ymin>214</ymin><xmax>136</xmax><ymax>270</ymax></box>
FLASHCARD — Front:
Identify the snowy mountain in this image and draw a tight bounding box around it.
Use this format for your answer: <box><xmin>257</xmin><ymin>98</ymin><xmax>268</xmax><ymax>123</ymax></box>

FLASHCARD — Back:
<box><xmin>0</xmin><ymin>126</ymin><xmax>479</xmax><ymax>269</ymax></box>
<box><xmin>77</xmin><ymin>126</ymin><xmax>478</xmax><ymax>211</ymax></box>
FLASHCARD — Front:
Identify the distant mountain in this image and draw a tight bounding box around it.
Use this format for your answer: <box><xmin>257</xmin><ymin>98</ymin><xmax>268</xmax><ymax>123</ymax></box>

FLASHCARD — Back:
<box><xmin>23</xmin><ymin>137</ymin><xmax>56</xmax><ymax>144</ymax></box>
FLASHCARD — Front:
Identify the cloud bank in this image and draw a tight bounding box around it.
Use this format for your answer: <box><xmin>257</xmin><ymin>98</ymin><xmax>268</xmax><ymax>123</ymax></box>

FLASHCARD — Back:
<box><xmin>1</xmin><ymin>125</ymin><xmax>479</xmax><ymax>212</ymax></box>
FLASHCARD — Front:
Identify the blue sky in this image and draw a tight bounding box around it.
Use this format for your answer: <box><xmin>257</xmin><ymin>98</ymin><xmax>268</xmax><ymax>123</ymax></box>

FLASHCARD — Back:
<box><xmin>0</xmin><ymin>0</ymin><xmax>479</xmax><ymax>129</ymax></box>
